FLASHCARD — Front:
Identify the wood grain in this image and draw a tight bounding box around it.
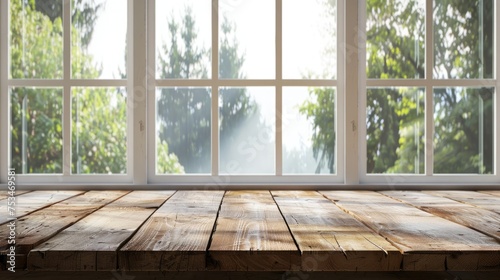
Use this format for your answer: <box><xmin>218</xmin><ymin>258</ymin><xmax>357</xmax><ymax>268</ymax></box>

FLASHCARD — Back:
<box><xmin>27</xmin><ymin>191</ymin><xmax>175</xmax><ymax>271</ymax></box>
<box><xmin>0</xmin><ymin>191</ymin><xmax>129</xmax><ymax>271</ymax></box>
<box><xmin>321</xmin><ymin>191</ymin><xmax>500</xmax><ymax>271</ymax></box>
<box><xmin>119</xmin><ymin>191</ymin><xmax>224</xmax><ymax>271</ymax></box>
<box><xmin>0</xmin><ymin>190</ymin><xmax>31</xmax><ymax>201</ymax></box>
<box><xmin>480</xmin><ymin>191</ymin><xmax>500</xmax><ymax>197</ymax></box>
<box><xmin>424</xmin><ymin>191</ymin><xmax>500</xmax><ymax>214</ymax></box>
<box><xmin>208</xmin><ymin>191</ymin><xmax>300</xmax><ymax>271</ymax></box>
<box><xmin>0</xmin><ymin>191</ymin><xmax>129</xmax><ymax>254</ymax></box>
<box><xmin>0</xmin><ymin>191</ymin><xmax>84</xmax><ymax>225</ymax></box>
<box><xmin>272</xmin><ymin>191</ymin><xmax>402</xmax><ymax>271</ymax></box>
<box><xmin>381</xmin><ymin>191</ymin><xmax>500</xmax><ymax>242</ymax></box>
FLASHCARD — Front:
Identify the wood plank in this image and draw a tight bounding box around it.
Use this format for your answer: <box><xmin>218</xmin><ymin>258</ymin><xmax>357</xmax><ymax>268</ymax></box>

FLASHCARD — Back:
<box><xmin>480</xmin><ymin>191</ymin><xmax>500</xmax><ymax>197</ymax></box>
<box><xmin>119</xmin><ymin>191</ymin><xmax>224</xmax><ymax>271</ymax></box>
<box><xmin>27</xmin><ymin>191</ymin><xmax>175</xmax><ymax>271</ymax></box>
<box><xmin>271</xmin><ymin>191</ymin><xmax>402</xmax><ymax>271</ymax></box>
<box><xmin>0</xmin><ymin>191</ymin><xmax>84</xmax><ymax>225</ymax></box>
<box><xmin>7</xmin><ymin>271</ymin><xmax>500</xmax><ymax>280</ymax></box>
<box><xmin>0</xmin><ymin>190</ymin><xmax>129</xmax><ymax>267</ymax></box>
<box><xmin>381</xmin><ymin>191</ymin><xmax>500</xmax><ymax>242</ymax></box>
<box><xmin>423</xmin><ymin>191</ymin><xmax>500</xmax><ymax>214</ymax></box>
<box><xmin>0</xmin><ymin>190</ymin><xmax>31</xmax><ymax>201</ymax></box>
<box><xmin>208</xmin><ymin>190</ymin><xmax>300</xmax><ymax>271</ymax></box>
<box><xmin>321</xmin><ymin>191</ymin><xmax>500</xmax><ymax>271</ymax></box>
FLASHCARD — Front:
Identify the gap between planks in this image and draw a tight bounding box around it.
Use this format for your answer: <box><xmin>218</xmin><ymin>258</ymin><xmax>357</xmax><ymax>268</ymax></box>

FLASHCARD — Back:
<box><xmin>27</xmin><ymin>191</ymin><xmax>176</xmax><ymax>271</ymax></box>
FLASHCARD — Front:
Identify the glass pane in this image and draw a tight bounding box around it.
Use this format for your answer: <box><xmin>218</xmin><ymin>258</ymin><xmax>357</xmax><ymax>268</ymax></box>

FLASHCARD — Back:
<box><xmin>283</xmin><ymin>87</ymin><xmax>336</xmax><ymax>174</ymax></box>
<box><xmin>72</xmin><ymin>87</ymin><xmax>127</xmax><ymax>174</ymax></box>
<box><xmin>367</xmin><ymin>88</ymin><xmax>425</xmax><ymax>174</ymax></box>
<box><xmin>156</xmin><ymin>87</ymin><xmax>211</xmax><ymax>174</ymax></box>
<box><xmin>366</xmin><ymin>0</ymin><xmax>425</xmax><ymax>79</ymax></box>
<box><xmin>72</xmin><ymin>0</ymin><xmax>127</xmax><ymax>79</ymax></box>
<box><xmin>219</xmin><ymin>0</ymin><xmax>275</xmax><ymax>79</ymax></box>
<box><xmin>219</xmin><ymin>87</ymin><xmax>275</xmax><ymax>174</ymax></box>
<box><xmin>434</xmin><ymin>0</ymin><xmax>494</xmax><ymax>79</ymax></box>
<box><xmin>434</xmin><ymin>88</ymin><xmax>494</xmax><ymax>174</ymax></box>
<box><xmin>10</xmin><ymin>0</ymin><xmax>63</xmax><ymax>79</ymax></box>
<box><xmin>283</xmin><ymin>0</ymin><xmax>336</xmax><ymax>79</ymax></box>
<box><xmin>156</xmin><ymin>0</ymin><xmax>211</xmax><ymax>79</ymax></box>
<box><xmin>10</xmin><ymin>87</ymin><xmax>63</xmax><ymax>174</ymax></box>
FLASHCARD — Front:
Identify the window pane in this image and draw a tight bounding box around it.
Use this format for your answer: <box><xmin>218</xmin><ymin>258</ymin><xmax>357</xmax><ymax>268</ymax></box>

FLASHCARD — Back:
<box><xmin>434</xmin><ymin>0</ymin><xmax>494</xmax><ymax>79</ymax></box>
<box><xmin>10</xmin><ymin>87</ymin><xmax>63</xmax><ymax>174</ymax></box>
<box><xmin>219</xmin><ymin>0</ymin><xmax>275</xmax><ymax>79</ymax></box>
<box><xmin>72</xmin><ymin>0</ymin><xmax>126</xmax><ymax>79</ymax></box>
<box><xmin>10</xmin><ymin>0</ymin><xmax>63</xmax><ymax>79</ymax></box>
<box><xmin>156</xmin><ymin>0</ymin><xmax>211</xmax><ymax>79</ymax></box>
<box><xmin>219</xmin><ymin>87</ymin><xmax>275</xmax><ymax>174</ymax></box>
<box><xmin>156</xmin><ymin>87</ymin><xmax>211</xmax><ymax>174</ymax></box>
<box><xmin>434</xmin><ymin>88</ymin><xmax>494</xmax><ymax>174</ymax></box>
<box><xmin>366</xmin><ymin>0</ymin><xmax>425</xmax><ymax>79</ymax></box>
<box><xmin>283</xmin><ymin>87</ymin><xmax>335</xmax><ymax>174</ymax></box>
<box><xmin>367</xmin><ymin>88</ymin><xmax>425</xmax><ymax>174</ymax></box>
<box><xmin>283</xmin><ymin>0</ymin><xmax>336</xmax><ymax>79</ymax></box>
<box><xmin>72</xmin><ymin>87</ymin><xmax>127</xmax><ymax>174</ymax></box>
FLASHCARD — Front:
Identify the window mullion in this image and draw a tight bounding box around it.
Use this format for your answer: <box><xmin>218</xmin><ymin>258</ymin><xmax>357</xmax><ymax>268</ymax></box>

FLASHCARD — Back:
<box><xmin>345</xmin><ymin>0</ymin><xmax>359</xmax><ymax>184</ymax></box>
<box><xmin>275</xmin><ymin>0</ymin><xmax>282</xmax><ymax>176</ymax></box>
<box><xmin>211</xmin><ymin>0</ymin><xmax>219</xmax><ymax>177</ymax></box>
<box><xmin>63</xmin><ymin>0</ymin><xmax>71</xmax><ymax>176</ymax></box>
<box><xmin>140</xmin><ymin>0</ymin><xmax>152</xmax><ymax>184</ymax></box>
<box><xmin>131</xmin><ymin>0</ymin><xmax>147</xmax><ymax>184</ymax></box>
<box><xmin>425</xmin><ymin>0</ymin><xmax>434</xmax><ymax>176</ymax></box>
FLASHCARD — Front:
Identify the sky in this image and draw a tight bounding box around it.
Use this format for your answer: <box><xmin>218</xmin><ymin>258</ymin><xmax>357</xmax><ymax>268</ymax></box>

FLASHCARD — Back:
<box><xmin>85</xmin><ymin>0</ymin><xmax>127</xmax><ymax>79</ymax></box>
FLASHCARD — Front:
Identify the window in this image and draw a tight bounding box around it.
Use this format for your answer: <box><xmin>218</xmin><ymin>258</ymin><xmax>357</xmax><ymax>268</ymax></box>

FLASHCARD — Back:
<box><xmin>360</xmin><ymin>0</ymin><xmax>498</xmax><ymax>184</ymax></box>
<box><xmin>1</xmin><ymin>0</ymin><xmax>129</xmax><ymax>184</ymax></box>
<box><xmin>0</xmin><ymin>0</ymin><xmax>498</xmax><ymax>187</ymax></box>
<box><xmin>147</xmin><ymin>0</ymin><xmax>342</xmax><ymax>184</ymax></box>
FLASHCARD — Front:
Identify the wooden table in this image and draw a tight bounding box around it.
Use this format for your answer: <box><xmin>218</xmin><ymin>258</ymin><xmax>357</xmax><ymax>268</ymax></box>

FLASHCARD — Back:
<box><xmin>1</xmin><ymin>190</ymin><xmax>499</xmax><ymax>272</ymax></box>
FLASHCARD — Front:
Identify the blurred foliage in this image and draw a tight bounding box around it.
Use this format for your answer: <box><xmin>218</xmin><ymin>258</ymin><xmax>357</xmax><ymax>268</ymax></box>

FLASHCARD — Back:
<box><xmin>10</xmin><ymin>0</ymin><xmax>495</xmax><ymax>176</ymax></box>
<box><xmin>157</xmin><ymin>10</ymin><xmax>270</xmax><ymax>174</ymax></box>
<box><xmin>303</xmin><ymin>0</ymin><xmax>494</xmax><ymax>175</ymax></box>
<box><xmin>10</xmin><ymin>0</ymin><xmax>181</xmax><ymax>174</ymax></box>
<box><xmin>299</xmin><ymin>88</ymin><xmax>336</xmax><ymax>173</ymax></box>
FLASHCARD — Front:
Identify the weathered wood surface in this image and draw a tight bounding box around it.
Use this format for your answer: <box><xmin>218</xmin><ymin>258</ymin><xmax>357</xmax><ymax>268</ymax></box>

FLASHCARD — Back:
<box><xmin>4</xmin><ymin>271</ymin><xmax>498</xmax><ymax>280</ymax></box>
<box><xmin>271</xmin><ymin>191</ymin><xmax>402</xmax><ymax>271</ymax></box>
<box><xmin>0</xmin><ymin>190</ymin><xmax>31</xmax><ymax>201</ymax></box>
<box><xmin>0</xmin><ymin>190</ymin><xmax>498</xmax><ymax>272</ymax></box>
<box><xmin>119</xmin><ymin>191</ymin><xmax>224</xmax><ymax>271</ymax></box>
<box><xmin>0</xmin><ymin>191</ymin><xmax>129</xmax><ymax>270</ymax></box>
<box><xmin>321</xmin><ymin>191</ymin><xmax>500</xmax><ymax>271</ymax></box>
<box><xmin>0</xmin><ymin>191</ymin><xmax>129</xmax><ymax>253</ymax></box>
<box><xmin>381</xmin><ymin>191</ymin><xmax>500</xmax><ymax>242</ymax></box>
<box><xmin>5</xmin><ymin>271</ymin><xmax>500</xmax><ymax>280</ymax></box>
<box><xmin>0</xmin><ymin>191</ymin><xmax>84</xmax><ymax>225</ymax></box>
<box><xmin>208</xmin><ymin>191</ymin><xmax>300</xmax><ymax>271</ymax></box>
<box><xmin>27</xmin><ymin>191</ymin><xmax>175</xmax><ymax>271</ymax></box>
<box><xmin>424</xmin><ymin>191</ymin><xmax>500</xmax><ymax>214</ymax></box>
<box><xmin>480</xmin><ymin>191</ymin><xmax>500</xmax><ymax>197</ymax></box>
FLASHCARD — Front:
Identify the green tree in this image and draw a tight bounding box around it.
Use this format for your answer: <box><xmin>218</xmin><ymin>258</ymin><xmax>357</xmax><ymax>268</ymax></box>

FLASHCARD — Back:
<box><xmin>33</xmin><ymin>0</ymin><xmax>102</xmax><ymax>48</ymax></box>
<box><xmin>10</xmin><ymin>0</ymin><xmax>64</xmax><ymax>173</ymax></box>
<box><xmin>302</xmin><ymin>0</ymin><xmax>493</xmax><ymax>175</ymax></box>
<box><xmin>10</xmin><ymin>0</ymin><xmax>182</xmax><ymax>174</ymax></box>
<box><xmin>157</xmin><ymin>10</ymin><xmax>268</xmax><ymax>174</ymax></box>
<box><xmin>157</xmin><ymin>9</ymin><xmax>211</xmax><ymax>173</ymax></box>
<box><xmin>299</xmin><ymin>88</ymin><xmax>336</xmax><ymax>173</ymax></box>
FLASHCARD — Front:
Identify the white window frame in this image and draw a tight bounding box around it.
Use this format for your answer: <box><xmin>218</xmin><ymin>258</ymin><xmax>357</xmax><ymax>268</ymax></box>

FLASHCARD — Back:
<box><xmin>145</xmin><ymin>0</ymin><xmax>345</xmax><ymax>186</ymax></box>
<box><xmin>0</xmin><ymin>0</ymin><xmax>498</xmax><ymax>189</ymax></box>
<box><xmin>0</xmin><ymin>0</ymin><xmax>134</xmax><ymax>185</ymax></box>
<box><xmin>358</xmin><ymin>0</ymin><xmax>500</xmax><ymax>185</ymax></box>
